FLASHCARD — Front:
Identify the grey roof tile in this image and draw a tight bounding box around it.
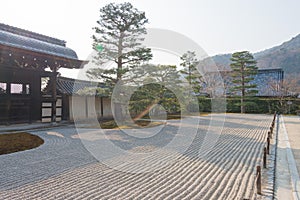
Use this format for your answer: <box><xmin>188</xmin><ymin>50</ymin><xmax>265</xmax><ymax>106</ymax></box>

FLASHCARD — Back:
<box><xmin>0</xmin><ymin>23</ymin><xmax>78</xmax><ymax>60</ymax></box>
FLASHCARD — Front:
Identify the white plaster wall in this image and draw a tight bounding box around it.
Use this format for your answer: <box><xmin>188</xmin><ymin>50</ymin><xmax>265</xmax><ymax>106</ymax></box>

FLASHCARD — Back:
<box><xmin>102</xmin><ymin>98</ymin><xmax>113</xmax><ymax>118</ymax></box>
<box><xmin>69</xmin><ymin>96</ymin><xmax>113</xmax><ymax>121</ymax></box>
<box><xmin>69</xmin><ymin>96</ymin><xmax>86</xmax><ymax>121</ymax></box>
<box><xmin>86</xmin><ymin>96</ymin><xmax>97</xmax><ymax>119</ymax></box>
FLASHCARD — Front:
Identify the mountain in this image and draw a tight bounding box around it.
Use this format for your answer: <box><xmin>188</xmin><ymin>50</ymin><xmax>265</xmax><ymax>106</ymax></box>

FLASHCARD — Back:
<box><xmin>199</xmin><ymin>34</ymin><xmax>300</xmax><ymax>75</ymax></box>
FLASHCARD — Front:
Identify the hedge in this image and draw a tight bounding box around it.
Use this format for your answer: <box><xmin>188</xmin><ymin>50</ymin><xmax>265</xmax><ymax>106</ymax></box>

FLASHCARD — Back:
<box><xmin>197</xmin><ymin>97</ymin><xmax>300</xmax><ymax>114</ymax></box>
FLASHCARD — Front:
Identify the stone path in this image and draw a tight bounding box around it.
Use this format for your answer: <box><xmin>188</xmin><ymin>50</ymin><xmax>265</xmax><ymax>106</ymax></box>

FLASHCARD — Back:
<box><xmin>0</xmin><ymin>114</ymin><xmax>273</xmax><ymax>199</ymax></box>
<box><xmin>283</xmin><ymin>116</ymin><xmax>300</xmax><ymax>176</ymax></box>
<box><xmin>275</xmin><ymin>115</ymin><xmax>300</xmax><ymax>200</ymax></box>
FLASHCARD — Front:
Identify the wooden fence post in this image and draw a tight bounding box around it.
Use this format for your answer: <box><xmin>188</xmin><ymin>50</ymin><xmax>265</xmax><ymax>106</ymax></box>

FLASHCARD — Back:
<box><xmin>263</xmin><ymin>147</ymin><xmax>267</xmax><ymax>168</ymax></box>
<box><xmin>257</xmin><ymin>166</ymin><xmax>262</xmax><ymax>195</ymax></box>
<box><xmin>267</xmin><ymin>137</ymin><xmax>270</xmax><ymax>154</ymax></box>
<box><xmin>270</xmin><ymin>126</ymin><xmax>273</xmax><ymax>134</ymax></box>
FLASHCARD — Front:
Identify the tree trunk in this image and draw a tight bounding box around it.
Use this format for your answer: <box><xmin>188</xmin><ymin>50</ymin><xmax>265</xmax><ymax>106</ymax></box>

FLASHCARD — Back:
<box><xmin>241</xmin><ymin>97</ymin><xmax>245</xmax><ymax>114</ymax></box>
<box><xmin>114</xmin><ymin>32</ymin><xmax>124</xmax><ymax>121</ymax></box>
<box><xmin>117</xmin><ymin>32</ymin><xmax>124</xmax><ymax>81</ymax></box>
<box><xmin>241</xmin><ymin>65</ymin><xmax>245</xmax><ymax>114</ymax></box>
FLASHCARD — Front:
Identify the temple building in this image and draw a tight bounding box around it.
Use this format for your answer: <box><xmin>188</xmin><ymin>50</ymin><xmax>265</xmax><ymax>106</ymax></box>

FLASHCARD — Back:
<box><xmin>0</xmin><ymin>23</ymin><xmax>84</xmax><ymax>124</ymax></box>
<box><xmin>0</xmin><ymin>23</ymin><xmax>286</xmax><ymax>125</ymax></box>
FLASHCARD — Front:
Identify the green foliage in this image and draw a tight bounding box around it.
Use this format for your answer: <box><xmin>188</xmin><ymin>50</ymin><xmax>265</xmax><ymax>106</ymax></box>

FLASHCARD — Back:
<box><xmin>180</xmin><ymin>51</ymin><xmax>202</xmax><ymax>94</ymax></box>
<box><xmin>230</xmin><ymin>51</ymin><xmax>258</xmax><ymax>93</ymax></box>
<box><xmin>230</xmin><ymin>51</ymin><xmax>258</xmax><ymax>113</ymax></box>
<box><xmin>225</xmin><ymin>97</ymin><xmax>300</xmax><ymax>114</ymax></box>
<box><xmin>86</xmin><ymin>2</ymin><xmax>153</xmax><ymax>121</ymax></box>
<box><xmin>87</xmin><ymin>2</ymin><xmax>153</xmax><ymax>85</ymax></box>
<box><xmin>186</xmin><ymin>101</ymin><xmax>200</xmax><ymax>112</ymax></box>
<box><xmin>76</xmin><ymin>87</ymin><xmax>111</xmax><ymax>97</ymax></box>
<box><xmin>198</xmin><ymin>97</ymin><xmax>211</xmax><ymax>112</ymax></box>
<box><xmin>194</xmin><ymin>96</ymin><xmax>300</xmax><ymax>114</ymax></box>
<box><xmin>129</xmin><ymin>83</ymin><xmax>180</xmax><ymax>117</ymax></box>
<box><xmin>129</xmin><ymin>64</ymin><xmax>183</xmax><ymax>117</ymax></box>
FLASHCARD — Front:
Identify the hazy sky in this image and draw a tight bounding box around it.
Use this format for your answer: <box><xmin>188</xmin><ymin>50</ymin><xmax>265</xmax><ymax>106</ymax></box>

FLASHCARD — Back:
<box><xmin>1</xmin><ymin>0</ymin><xmax>300</xmax><ymax>77</ymax></box>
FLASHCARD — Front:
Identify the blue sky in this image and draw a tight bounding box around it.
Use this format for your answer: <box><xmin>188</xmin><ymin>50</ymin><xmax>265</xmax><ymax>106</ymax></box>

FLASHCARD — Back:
<box><xmin>1</xmin><ymin>0</ymin><xmax>300</xmax><ymax>78</ymax></box>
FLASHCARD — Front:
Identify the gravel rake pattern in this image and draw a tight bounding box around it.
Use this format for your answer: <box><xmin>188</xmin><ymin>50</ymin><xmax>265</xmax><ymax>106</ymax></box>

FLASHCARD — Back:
<box><xmin>0</xmin><ymin>114</ymin><xmax>272</xmax><ymax>199</ymax></box>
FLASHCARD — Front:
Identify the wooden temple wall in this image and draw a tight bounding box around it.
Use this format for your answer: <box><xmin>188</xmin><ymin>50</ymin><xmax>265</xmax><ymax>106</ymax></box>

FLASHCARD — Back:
<box><xmin>0</xmin><ymin>68</ymin><xmax>42</xmax><ymax>124</ymax></box>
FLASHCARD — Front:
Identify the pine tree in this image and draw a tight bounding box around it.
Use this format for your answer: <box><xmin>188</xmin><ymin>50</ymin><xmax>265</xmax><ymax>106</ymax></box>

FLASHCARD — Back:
<box><xmin>87</xmin><ymin>2</ymin><xmax>152</xmax><ymax>83</ymax></box>
<box><xmin>129</xmin><ymin>64</ymin><xmax>182</xmax><ymax>117</ymax></box>
<box><xmin>86</xmin><ymin>2</ymin><xmax>153</xmax><ymax>120</ymax></box>
<box><xmin>180</xmin><ymin>51</ymin><xmax>202</xmax><ymax>94</ymax></box>
<box><xmin>230</xmin><ymin>51</ymin><xmax>258</xmax><ymax>113</ymax></box>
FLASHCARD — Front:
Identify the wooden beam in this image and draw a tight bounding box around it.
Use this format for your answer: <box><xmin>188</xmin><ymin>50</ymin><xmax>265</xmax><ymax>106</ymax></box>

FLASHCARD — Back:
<box><xmin>51</xmin><ymin>66</ymin><xmax>57</xmax><ymax>123</ymax></box>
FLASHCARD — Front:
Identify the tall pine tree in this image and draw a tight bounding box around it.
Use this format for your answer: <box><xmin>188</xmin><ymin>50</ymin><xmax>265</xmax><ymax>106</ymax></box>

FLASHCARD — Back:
<box><xmin>180</xmin><ymin>51</ymin><xmax>202</xmax><ymax>94</ymax></box>
<box><xmin>86</xmin><ymin>2</ymin><xmax>153</xmax><ymax>120</ymax></box>
<box><xmin>230</xmin><ymin>51</ymin><xmax>258</xmax><ymax>113</ymax></box>
<box><xmin>87</xmin><ymin>2</ymin><xmax>152</xmax><ymax>84</ymax></box>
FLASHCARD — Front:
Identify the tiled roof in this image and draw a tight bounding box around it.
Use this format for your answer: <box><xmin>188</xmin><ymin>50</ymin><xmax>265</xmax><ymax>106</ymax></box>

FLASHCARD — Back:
<box><xmin>56</xmin><ymin>77</ymin><xmax>106</xmax><ymax>95</ymax></box>
<box><xmin>0</xmin><ymin>23</ymin><xmax>78</xmax><ymax>60</ymax></box>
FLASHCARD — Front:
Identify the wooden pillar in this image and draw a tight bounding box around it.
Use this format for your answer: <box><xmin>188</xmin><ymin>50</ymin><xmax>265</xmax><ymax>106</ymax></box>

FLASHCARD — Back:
<box><xmin>5</xmin><ymin>82</ymin><xmax>11</xmax><ymax>124</ymax></box>
<box><xmin>5</xmin><ymin>70</ymin><xmax>12</xmax><ymax>124</ymax></box>
<box><xmin>62</xmin><ymin>94</ymin><xmax>69</xmax><ymax>121</ymax></box>
<box><xmin>51</xmin><ymin>66</ymin><xmax>57</xmax><ymax>123</ymax></box>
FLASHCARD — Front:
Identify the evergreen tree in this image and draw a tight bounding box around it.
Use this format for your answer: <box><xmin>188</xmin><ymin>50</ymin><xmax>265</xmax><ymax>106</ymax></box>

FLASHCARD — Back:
<box><xmin>87</xmin><ymin>2</ymin><xmax>152</xmax><ymax>84</ymax></box>
<box><xmin>180</xmin><ymin>51</ymin><xmax>202</xmax><ymax>94</ymax></box>
<box><xmin>86</xmin><ymin>2</ymin><xmax>153</xmax><ymax>120</ymax></box>
<box><xmin>129</xmin><ymin>64</ymin><xmax>182</xmax><ymax>118</ymax></box>
<box><xmin>230</xmin><ymin>51</ymin><xmax>258</xmax><ymax>113</ymax></box>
